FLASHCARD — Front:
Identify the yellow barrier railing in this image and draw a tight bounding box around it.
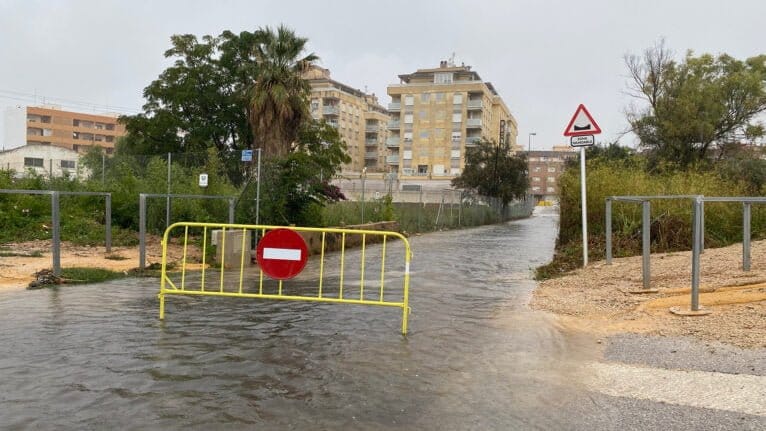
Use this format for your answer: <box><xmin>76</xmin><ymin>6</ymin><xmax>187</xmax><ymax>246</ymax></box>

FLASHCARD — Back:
<box><xmin>159</xmin><ymin>222</ymin><xmax>412</xmax><ymax>334</ymax></box>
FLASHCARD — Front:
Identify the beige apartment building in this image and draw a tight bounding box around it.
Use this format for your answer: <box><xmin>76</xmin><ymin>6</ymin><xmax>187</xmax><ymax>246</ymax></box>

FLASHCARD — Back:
<box><xmin>386</xmin><ymin>61</ymin><xmax>518</xmax><ymax>178</ymax></box>
<box><xmin>4</xmin><ymin>106</ymin><xmax>126</xmax><ymax>154</ymax></box>
<box><xmin>304</xmin><ymin>66</ymin><xmax>390</xmax><ymax>173</ymax></box>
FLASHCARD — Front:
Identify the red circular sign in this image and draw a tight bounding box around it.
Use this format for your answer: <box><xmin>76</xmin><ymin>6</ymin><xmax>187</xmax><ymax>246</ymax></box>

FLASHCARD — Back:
<box><xmin>256</xmin><ymin>228</ymin><xmax>309</xmax><ymax>280</ymax></box>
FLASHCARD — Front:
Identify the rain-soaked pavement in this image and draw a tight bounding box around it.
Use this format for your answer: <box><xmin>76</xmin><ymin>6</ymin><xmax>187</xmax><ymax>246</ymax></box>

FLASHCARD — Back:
<box><xmin>1</xmin><ymin>207</ymin><xmax>764</xmax><ymax>430</ymax></box>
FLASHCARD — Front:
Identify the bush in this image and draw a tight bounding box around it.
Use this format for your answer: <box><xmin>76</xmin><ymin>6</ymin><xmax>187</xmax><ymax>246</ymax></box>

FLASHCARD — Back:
<box><xmin>541</xmin><ymin>154</ymin><xmax>757</xmax><ymax>278</ymax></box>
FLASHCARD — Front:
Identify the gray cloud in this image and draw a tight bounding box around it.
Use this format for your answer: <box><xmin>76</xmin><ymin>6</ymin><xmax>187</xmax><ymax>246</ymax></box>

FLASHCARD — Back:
<box><xmin>1</xmin><ymin>0</ymin><xmax>764</xmax><ymax>149</ymax></box>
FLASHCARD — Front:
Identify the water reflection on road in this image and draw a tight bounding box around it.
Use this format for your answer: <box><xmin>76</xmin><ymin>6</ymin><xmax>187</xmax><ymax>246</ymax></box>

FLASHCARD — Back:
<box><xmin>0</xmin><ymin>207</ymin><xmax>599</xmax><ymax>429</ymax></box>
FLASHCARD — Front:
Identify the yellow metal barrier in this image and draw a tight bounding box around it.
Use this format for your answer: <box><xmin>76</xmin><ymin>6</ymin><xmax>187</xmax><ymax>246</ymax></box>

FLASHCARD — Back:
<box><xmin>159</xmin><ymin>222</ymin><xmax>413</xmax><ymax>334</ymax></box>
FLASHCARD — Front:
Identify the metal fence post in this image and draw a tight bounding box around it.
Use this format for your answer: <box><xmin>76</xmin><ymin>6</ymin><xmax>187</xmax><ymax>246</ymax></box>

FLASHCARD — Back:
<box><xmin>105</xmin><ymin>194</ymin><xmax>112</xmax><ymax>253</ymax></box>
<box><xmin>700</xmin><ymin>199</ymin><xmax>705</xmax><ymax>253</ymax></box>
<box><xmin>743</xmin><ymin>202</ymin><xmax>751</xmax><ymax>271</ymax></box>
<box><xmin>606</xmin><ymin>198</ymin><xmax>612</xmax><ymax>264</ymax></box>
<box><xmin>166</xmin><ymin>153</ymin><xmax>171</xmax><ymax>230</ymax></box>
<box><xmin>691</xmin><ymin>197</ymin><xmax>702</xmax><ymax>311</ymax></box>
<box><xmin>51</xmin><ymin>191</ymin><xmax>61</xmax><ymax>276</ymax></box>
<box><xmin>139</xmin><ymin>193</ymin><xmax>146</xmax><ymax>271</ymax></box>
<box><xmin>642</xmin><ymin>200</ymin><xmax>651</xmax><ymax>289</ymax></box>
<box><xmin>228</xmin><ymin>198</ymin><xmax>235</xmax><ymax>224</ymax></box>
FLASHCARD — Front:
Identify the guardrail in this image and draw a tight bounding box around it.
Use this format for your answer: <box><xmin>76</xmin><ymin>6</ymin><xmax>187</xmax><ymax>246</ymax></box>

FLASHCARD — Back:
<box><xmin>605</xmin><ymin>195</ymin><xmax>766</xmax><ymax>314</ymax></box>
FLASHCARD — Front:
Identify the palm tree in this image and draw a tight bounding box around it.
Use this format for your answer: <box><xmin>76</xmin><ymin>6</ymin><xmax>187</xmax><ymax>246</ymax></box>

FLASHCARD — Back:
<box><xmin>249</xmin><ymin>25</ymin><xmax>318</xmax><ymax>158</ymax></box>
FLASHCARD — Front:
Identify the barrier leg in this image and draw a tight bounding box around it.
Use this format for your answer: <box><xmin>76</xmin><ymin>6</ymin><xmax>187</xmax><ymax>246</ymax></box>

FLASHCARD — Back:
<box><xmin>402</xmin><ymin>306</ymin><xmax>409</xmax><ymax>336</ymax></box>
<box><xmin>159</xmin><ymin>293</ymin><xmax>165</xmax><ymax>320</ymax></box>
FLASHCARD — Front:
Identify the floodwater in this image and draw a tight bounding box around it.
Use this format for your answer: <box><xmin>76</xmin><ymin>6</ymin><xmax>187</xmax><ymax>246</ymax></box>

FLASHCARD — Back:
<box><xmin>0</xmin><ymin>207</ymin><xmax>599</xmax><ymax>429</ymax></box>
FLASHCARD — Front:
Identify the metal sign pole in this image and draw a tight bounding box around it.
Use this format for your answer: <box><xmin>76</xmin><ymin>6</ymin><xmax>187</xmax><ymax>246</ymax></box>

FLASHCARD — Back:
<box><xmin>580</xmin><ymin>146</ymin><xmax>588</xmax><ymax>266</ymax></box>
<box><xmin>255</xmin><ymin>148</ymin><xmax>262</xmax><ymax>226</ymax></box>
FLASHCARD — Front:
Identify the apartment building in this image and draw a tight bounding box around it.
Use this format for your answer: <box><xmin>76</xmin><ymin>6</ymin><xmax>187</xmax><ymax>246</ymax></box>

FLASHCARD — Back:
<box><xmin>304</xmin><ymin>67</ymin><xmax>390</xmax><ymax>173</ymax></box>
<box><xmin>527</xmin><ymin>145</ymin><xmax>578</xmax><ymax>202</ymax></box>
<box><xmin>386</xmin><ymin>61</ymin><xmax>518</xmax><ymax>178</ymax></box>
<box><xmin>3</xmin><ymin>105</ymin><xmax>126</xmax><ymax>154</ymax></box>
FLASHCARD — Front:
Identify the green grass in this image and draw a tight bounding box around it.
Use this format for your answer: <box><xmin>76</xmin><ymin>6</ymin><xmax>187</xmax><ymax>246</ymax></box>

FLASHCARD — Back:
<box><xmin>61</xmin><ymin>267</ymin><xmax>127</xmax><ymax>284</ymax></box>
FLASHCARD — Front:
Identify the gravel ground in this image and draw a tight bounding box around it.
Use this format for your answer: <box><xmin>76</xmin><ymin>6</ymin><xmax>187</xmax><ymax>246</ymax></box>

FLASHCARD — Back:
<box><xmin>531</xmin><ymin>239</ymin><xmax>766</xmax><ymax>349</ymax></box>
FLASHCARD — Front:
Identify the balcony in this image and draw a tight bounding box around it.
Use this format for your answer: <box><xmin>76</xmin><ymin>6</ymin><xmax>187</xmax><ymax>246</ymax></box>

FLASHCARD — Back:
<box><xmin>465</xmin><ymin>136</ymin><xmax>482</xmax><ymax>146</ymax></box>
<box><xmin>365</xmin><ymin>125</ymin><xmax>380</xmax><ymax>132</ymax></box>
<box><xmin>322</xmin><ymin>106</ymin><xmax>339</xmax><ymax>116</ymax></box>
<box><xmin>388</xmin><ymin>102</ymin><xmax>401</xmax><ymax>111</ymax></box>
<box><xmin>466</xmin><ymin>118</ymin><xmax>482</xmax><ymax>128</ymax></box>
<box><xmin>387</xmin><ymin>120</ymin><xmax>400</xmax><ymax>130</ymax></box>
<box><xmin>365</xmin><ymin>152</ymin><xmax>378</xmax><ymax>160</ymax></box>
<box><xmin>467</xmin><ymin>100</ymin><xmax>483</xmax><ymax>109</ymax></box>
<box><xmin>326</xmin><ymin>121</ymin><xmax>339</xmax><ymax>128</ymax></box>
<box><xmin>386</xmin><ymin>137</ymin><xmax>400</xmax><ymax>148</ymax></box>
<box><xmin>386</xmin><ymin>155</ymin><xmax>400</xmax><ymax>165</ymax></box>
<box><xmin>365</xmin><ymin>139</ymin><xmax>378</xmax><ymax>146</ymax></box>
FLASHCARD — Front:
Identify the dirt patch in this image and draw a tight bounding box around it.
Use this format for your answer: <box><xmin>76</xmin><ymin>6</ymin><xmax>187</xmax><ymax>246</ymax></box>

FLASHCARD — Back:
<box><xmin>531</xmin><ymin>240</ymin><xmax>766</xmax><ymax>349</ymax></box>
<box><xmin>0</xmin><ymin>237</ymin><xmax>201</xmax><ymax>291</ymax></box>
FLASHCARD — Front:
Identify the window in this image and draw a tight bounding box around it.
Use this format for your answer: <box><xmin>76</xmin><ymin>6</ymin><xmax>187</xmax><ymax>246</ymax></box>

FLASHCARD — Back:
<box><xmin>451</xmin><ymin>132</ymin><xmax>461</xmax><ymax>142</ymax></box>
<box><xmin>403</xmin><ymin>132</ymin><xmax>413</xmax><ymax>142</ymax></box>
<box><xmin>453</xmin><ymin>94</ymin><xmax>463</xmax><ymax>104</ymax></box>
<box><xmin>435</xmin><ymin>128</ymin><xmax>445</xmax><ymax>138</ymax></box>
<box><xmin>547</xmin><ymin>177</ymin><xmax>556</xmax><ymax>183</ymax></box>
<box><xmin>420</xmin><ymin>93</ymin><xmax>430</xmax><ymax>103</ymax></box>
<box><xmin>404</xmin><ymin>95</ymin><xmax>414</xmax><ymax>106</ymax></box>
<box><xmin>434</xmin><ymin>72</ymin><xmax>453</xmax><ymax>84</ymax></box>
<box><xmin>547</xmin><ymin>187</ymin><xmax>555</xmax><ymax>193</ymax></box>
<box><xmin>533</xmin><ymin>167</ymin><xmax>541</xmax><ymax>172</ymax></box>
<box><xmin>419</xmin><ymin>110</ymin><xmax>428</xmax><ymax>120</ymax></box>
<box><xmin>403</xmin><ymin>150</ymin><xmax>412</xmax><ymax>160</ymax></box>
<box><xmin>404</xmin><ymin>114</ymin><xmax>414</xmax><ymax>124</ymax></box>
<box><xmin>532</xmin><ymin>186</ymin><xmax>541</xmax><ymax>192</ymax></box>
<box><xmin>24</xmin><ymin>157</ymin><xmax>44</xmax><ymax>167</ymax></box>
<box><xmin>61</xmin><ymin>160</ymin><xmax>76</xmax><ymax>169</ymax></box>
<box><xmin>548</xmin><ymin>167</ymin><xmax>556</xmax><ymax>173</ymax></box>
<box><xmin>452</xmin><ymin>113</ymin><xmax>462</xmax><ymax>123</ymax></box>
<box><xmin>533</xmin><ymin>177</ymin><xmax>541</xmax><ymax>182</ymax></box>
<box><xmin>435</xmin><ymin>93</ymin><xmax>445</xmax><ymax>102</ymax></box>
<box><xmin>417</xmin><ymin>164</ymin><xmax>429</xmax><ymax>174</ymax></box>
<box><xmin>419</xmin><ymin>130</ymin><xmax>430</xmax><ymax>139</ymax></box>
<box><xmin>451</xmin><ymin>150</ymin><xmax>460</xmax><ymax>159</ymax></box>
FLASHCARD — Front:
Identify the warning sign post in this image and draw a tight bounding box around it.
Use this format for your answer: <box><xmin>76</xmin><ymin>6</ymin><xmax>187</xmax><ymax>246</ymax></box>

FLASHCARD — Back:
<box><xmin>563</xmin><ymin>104</ymin><xmax>602</xmax><ymax>267</ymax></box>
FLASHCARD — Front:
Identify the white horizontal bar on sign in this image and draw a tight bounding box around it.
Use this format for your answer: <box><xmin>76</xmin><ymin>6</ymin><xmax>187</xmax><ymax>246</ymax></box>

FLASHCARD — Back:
<box><xmin>263</xmin><ymin>247</ymin><xmax>302</xmax><ymax>261</ymax></box>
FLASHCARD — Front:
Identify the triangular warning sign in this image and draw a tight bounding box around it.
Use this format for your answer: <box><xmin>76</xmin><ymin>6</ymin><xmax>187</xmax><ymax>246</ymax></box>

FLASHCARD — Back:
<box><xmin>563</xmin><ymin>104</ymin><xmax>601</xmax><ymax>137</ymax></box>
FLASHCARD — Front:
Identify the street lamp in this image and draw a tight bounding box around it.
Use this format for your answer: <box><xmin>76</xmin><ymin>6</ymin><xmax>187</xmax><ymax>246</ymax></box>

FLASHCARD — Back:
<box><xmin>528</xmin><ymin>132</ymin><xmax>536</xmax><ymax>153</ymax></box>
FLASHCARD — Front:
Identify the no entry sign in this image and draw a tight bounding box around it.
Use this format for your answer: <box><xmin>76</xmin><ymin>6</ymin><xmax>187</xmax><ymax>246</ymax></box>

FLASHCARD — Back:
<box><xmin>256</xmin><ymin>228</ymin><xmax>309</xmax><ymax>280</ymax></box>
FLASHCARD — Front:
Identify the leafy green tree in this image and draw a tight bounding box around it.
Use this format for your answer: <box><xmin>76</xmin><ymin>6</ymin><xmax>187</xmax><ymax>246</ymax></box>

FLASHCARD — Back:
<box><xmin>625</xmin><ymin>40</ymin><xmax>766</xmax><ymax>170</ymax></box>
<box><xmin>116</xmin><ymin>26</ymin><xmax>345</xmax><ymax>227</ymax></box>
<box><xmin>241</xmin><ymin>120</ymin><xmax>350</xmax><ymax>225</ymax></box>
<box><xmin>451</xmin><ymin>139</ymin><xmax>528</xmax><ymax>207</ymax></box>
<box><xmin>120</xmin><ymin>33</ymin><xmax>253</xmax><ymax>157</ymax></box>
<box><xmin>248</xmin><ymin>25</ymin><xmax>318</xmax><ymax>158</ymax></box>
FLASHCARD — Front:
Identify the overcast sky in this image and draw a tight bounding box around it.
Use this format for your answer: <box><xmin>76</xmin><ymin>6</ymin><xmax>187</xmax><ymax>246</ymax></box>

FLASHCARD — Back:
<box><xmin>1</xmin><ymin>0</ymin><xmax>764</xmax><ymax>150</ymax></box>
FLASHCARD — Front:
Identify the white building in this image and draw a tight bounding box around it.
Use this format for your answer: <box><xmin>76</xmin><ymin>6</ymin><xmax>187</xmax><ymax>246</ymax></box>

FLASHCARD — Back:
<box><xmin>0</xmin><ymin>144</ymin><xmax>87</xmax><ymax>179</ymax></box>
<box><xmin>3</xmin><ymin>106</ymin><xmax>26</xmax><ymax>151</ymax></box>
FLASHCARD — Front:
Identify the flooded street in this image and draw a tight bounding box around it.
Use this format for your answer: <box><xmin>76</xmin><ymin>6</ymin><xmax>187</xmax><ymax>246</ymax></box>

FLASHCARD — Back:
<box><xmin>1</xmin><ymin>208</ymin><xmax>603</xmax><ymax>429</ymax></box>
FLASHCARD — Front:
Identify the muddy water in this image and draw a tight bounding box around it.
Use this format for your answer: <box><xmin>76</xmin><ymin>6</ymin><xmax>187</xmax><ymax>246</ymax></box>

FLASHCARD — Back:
<box><xmin>0</xmin><ymin>207</ymin><xmax>598</xmax><ymax>429</ymax></box>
